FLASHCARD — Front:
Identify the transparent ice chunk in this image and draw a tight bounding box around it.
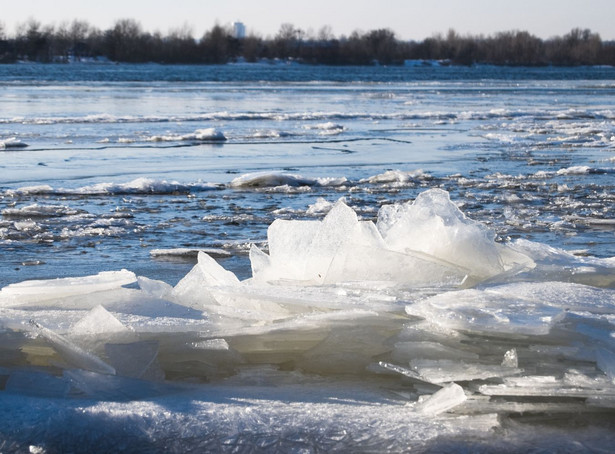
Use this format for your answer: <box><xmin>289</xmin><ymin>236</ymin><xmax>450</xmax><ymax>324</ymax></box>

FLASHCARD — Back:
<box><xmin>29</xmin><ymin>320</ymin><xmax>116</xmax><ymax>375</ymax></box>
<box><xmin>391</xmin><ymin>341</ymin><xmax>479</xmax><ymax>362</ymax></box>
<box><xmin>173</xmin><ymin>251</ymin><xmax>239</xmax><ymax>308</ymax></box>
<box><xmin>105</xmin><ymin>340</ymin><xmax>164</xmax><ymax>380</ymax></box>
<box><xmin>377</xmin><ymin>189</ymin><xmax>533</xmax><ymax>280</ymax></box>
<box><xmin>414</xmin><ymin>382</ymin><xmax>467</xmax><ymax>415</ymax></box>
<box><xmin>70</xmin><ymin>305</ymin><xmax>129</xmax><ymax>336</ymax></box>
<box><xmin>410</xmin><ymin>359</ymin><xmax>522</xmax><ymax>384</ymax></box>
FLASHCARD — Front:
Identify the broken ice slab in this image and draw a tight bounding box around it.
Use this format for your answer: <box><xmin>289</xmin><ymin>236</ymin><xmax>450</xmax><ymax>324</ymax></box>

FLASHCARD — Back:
<box><xmin>299</xmin><ymin>326</ymin><xmax>395</xmax><ymax>375</ymax></box>
<box><xmin>137</xmin><ymin>276</ymin><xmax>174</xmax><ymax>300</ymax></box>
<box><xmin>376</xmin><ymin>188</ymin><xmax>534</xmax><ymax>281</ymax></box>
<box><xmin>105</xmin><ymin>340</ymin><xmax>164</xmax><ymax>380</ymax></box>
<box><xmin>29</xmin><ymin>320</ymin><xmax>116</xmax><ymax>375</ymax></box>
<box><xmin>511</xmin><ymin>238</ymin><xmax>615</xmax><ymax>288</ymax></box>
<box><xmin>409</xmin><ymin>359</ymin><xmax>522</xmax><ymax>384</ymax></box>
<box><xmin>150</xmin><ymin>247</ymin><xmax>231</xmax><ymax>260</ymax></box>
<box><xmin>70</xmin><ymin>305</ymin><xmax>129</xmax><ymax>336</ymax></box>
<box><xmin>478</xmin><ymin>374</ymin><xmax>615</xmax><ymax>398</ymax></box>
<box><xmin>5</xmin><ymin>369</ymin><xmax>70</xmax><ymax>398</ymax></box>
<box><xmin>323</xmin><ymin>244</ymin><xmax>468</xmax><ymax>287</ymax></box>
<box><xmin>450</xmin><ymin>394</ymin><xmax>608</xmax><ymax>415</ymax></box>
<box><xmin>391</xmin><ymin>341</ymin><xmax>479</xmax><ymax>362</ymax></box>
<box><xmin>0</xmin><ymin>270</ymin><xmax>137</xmax><ymax>306</ymax></box>
<box><xmin>172</xmin><ymin>251</ymin><xmax>239</xmax><ymax>309</ymax></box>
<box><xmin>303</xmin><ymin>200</ymin><xmax>361</xmax><ymax>281</ymax></box>
<box><xmin>375</xmin><ymin>361</ymin><xmax>442</xmax><ymax>388</ymax></box>
<box><xmin>263</xmin><ymin>217</ymin><xmax>321</xmax><ymax>282</ymax></box>
<box><xmin>404</xmin><ymin>281</ymin><xmax>615</xmax><ymax>335</ymax></box>
<box><xmin>255</xmin><ymin>201</ymin><xmax>389</xmax><ymax>284</ymax></box>
<box><xmin>414</xmin><ymin>382</ymin><xmax>467</xmax><ymax>415</ymax></box>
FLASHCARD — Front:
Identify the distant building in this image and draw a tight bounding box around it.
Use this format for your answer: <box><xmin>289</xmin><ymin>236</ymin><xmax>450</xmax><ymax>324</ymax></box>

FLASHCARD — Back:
<box><xmin>232</xmin><ymin>22</ymin><xmax>246</xmax><ymax>39</ymax></box>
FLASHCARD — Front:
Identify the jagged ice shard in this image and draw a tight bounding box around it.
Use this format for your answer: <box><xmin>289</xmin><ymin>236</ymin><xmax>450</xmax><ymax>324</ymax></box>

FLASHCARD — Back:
<box><xmin>2</xmin><ymin>188</ymin><xmax>615</xmax><ymax>451</ymax></box>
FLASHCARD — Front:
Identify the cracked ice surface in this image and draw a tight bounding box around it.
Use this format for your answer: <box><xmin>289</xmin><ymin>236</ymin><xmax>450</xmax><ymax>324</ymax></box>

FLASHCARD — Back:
<box><xmin>2</xmin><ymin>189</ymin><xmax>615</xmax><ymax>452</ymax></box>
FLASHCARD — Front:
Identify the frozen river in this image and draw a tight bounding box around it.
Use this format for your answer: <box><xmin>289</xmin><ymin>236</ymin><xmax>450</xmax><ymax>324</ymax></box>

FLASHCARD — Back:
<box><xmin>1</xmin><ymin>63</ymin><xmax>615</xmax><ymax>452</ymax></box>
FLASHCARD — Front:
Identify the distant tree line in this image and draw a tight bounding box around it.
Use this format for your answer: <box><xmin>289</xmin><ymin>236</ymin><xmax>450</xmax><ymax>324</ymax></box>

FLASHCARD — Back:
<box><xmin>0</xmin><ymin>19</ymin><xmax>614</xmax><ymax>66</ymax></box>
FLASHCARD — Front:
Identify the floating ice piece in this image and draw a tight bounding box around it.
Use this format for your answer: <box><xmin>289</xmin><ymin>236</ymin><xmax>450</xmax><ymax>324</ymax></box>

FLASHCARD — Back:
<box><xmin>29</xmin><ymin>320</ymin><xmax>116</xmax><ymax>375</ymax></box>
<box><xmin>229</xmin><ymin>172</ymin><xmax>316</xmax><ymax>188</ymax></box>
<box><xmin>1</xmin><ymin>203</ymin><xmax>83</xmax><ymax>218</ymax></box>
<box><xmin>149</xmin><ymin>128</ymin><xmax>227</xmax><ymax>142</ymax></box>
<box><xmin>70</xmin><ymin>305</ymin><xmax>129</xmax><ymax>335</ymax></box>
<box><xmin>556</xmin><ymin>165</ymin><xmax>591</xmax><ymax>175</ymax></box>
<box><xmin>306</xmin><ymin>197</ymin><xmax>342</xmax><ymax>216</ymax></box>
<box><xmin>377</xmin><ymin>189</ymin><xmax>534</xmax><ymax>281</ymax></box>
<box><xmin>150</xmin><ymin>247</ymin><xmax>231</xmax><ymax>259</ymax></box>
<box><xmin>360</xmin><ymin>169</ymin><xmax>427</xmax><ymax>184</ymax></box>
<box><xmin>306</xmin><ymin>121</ymin><xmax>345</xmax><ymax>133</ymax></box>
<box><xmin>0</xmin><ymin>137</ymin><xmax>28</xmax><ymax>149</ymax></box>
<box><xmin>191</xmin><ymin>128</ymin><xmax>227</xmax><ymax>141</ymax></box>
<box><xmin>414</xmin><ymin>382</ymin><xmax>467</xmax><ymax>415</ymax></box>
<box><xmin>0</xmin><ymin>270</ymin><xmax>137</xmax><ymax>306</ymax></box>
<box><xmin>229</xmin><ymin>172</ymin><xmax>346</xmax><ymax>189</ymax></box>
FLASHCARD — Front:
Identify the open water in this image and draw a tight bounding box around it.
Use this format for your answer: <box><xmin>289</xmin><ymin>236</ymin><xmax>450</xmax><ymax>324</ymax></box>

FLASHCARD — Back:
<box><xmin>1</xmin><ymin>63</ymin><xmax>615</xmax><ymax>287</ymax></box>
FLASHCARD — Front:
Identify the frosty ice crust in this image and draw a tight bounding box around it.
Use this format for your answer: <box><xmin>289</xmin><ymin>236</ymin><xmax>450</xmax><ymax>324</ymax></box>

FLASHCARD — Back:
<box><xmin>1</xmin><ymin>189</ymin><xmax>615</xmax><ymax>434</ymax></box>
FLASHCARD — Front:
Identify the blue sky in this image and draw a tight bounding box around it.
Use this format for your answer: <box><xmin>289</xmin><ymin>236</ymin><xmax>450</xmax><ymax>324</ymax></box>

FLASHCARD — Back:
<box><xmin>3</xmin><ymin>0</ymin><xmax>614</xmax><ymax>40</ymax></box>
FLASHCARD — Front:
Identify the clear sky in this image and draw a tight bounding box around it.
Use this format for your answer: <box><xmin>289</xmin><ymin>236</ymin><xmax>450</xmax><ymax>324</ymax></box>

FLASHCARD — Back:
<box><xmin>2</xmin><ymin>0</ymin><xmax>614</xmax><ymax>40</ymax></box>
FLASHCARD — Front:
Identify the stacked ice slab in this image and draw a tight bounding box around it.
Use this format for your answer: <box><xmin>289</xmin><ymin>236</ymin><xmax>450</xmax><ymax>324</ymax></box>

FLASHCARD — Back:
<box><xmin>250</xmin><ymin>188</ymin><xmax>534</xmax><ymax>286</ymax></box>
<box><xmin>1</xmin><ymin>189</ymin><xmax>615</xmax><ymax>419</ymax></box>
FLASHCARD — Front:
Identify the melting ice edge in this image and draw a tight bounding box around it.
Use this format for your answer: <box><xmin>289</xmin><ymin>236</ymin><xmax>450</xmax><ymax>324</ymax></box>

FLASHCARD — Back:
<box><xmin>2</xmin><ymin>188</ymin><xmax>615</xmax><ymax>452</ymax></box>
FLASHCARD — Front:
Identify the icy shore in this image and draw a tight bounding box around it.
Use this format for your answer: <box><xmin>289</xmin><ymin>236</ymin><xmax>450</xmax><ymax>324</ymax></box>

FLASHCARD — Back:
<box><xmin>2</xmin><ymin>189</ymin><xmax>615</xmax><ymax>452</ymax></box>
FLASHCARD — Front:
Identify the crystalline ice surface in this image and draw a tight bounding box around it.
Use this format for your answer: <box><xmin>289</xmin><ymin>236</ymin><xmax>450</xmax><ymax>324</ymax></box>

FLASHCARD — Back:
<box><xmin>405</xmin><ymin>281</ymin><xmax>615</xmax><ymax>335</ymax></box>
<box><xmin>377</xmin><ymin>189</ymin><xmax>533</xmax><ymax>280</ymax></box>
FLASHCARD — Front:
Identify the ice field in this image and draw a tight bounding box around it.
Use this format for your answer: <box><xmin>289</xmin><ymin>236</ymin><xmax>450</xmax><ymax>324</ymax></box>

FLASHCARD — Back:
<box><xmin>1</xmin><ymin>64</ymin><xmax>615</xmax><ymax>451</ymax></box>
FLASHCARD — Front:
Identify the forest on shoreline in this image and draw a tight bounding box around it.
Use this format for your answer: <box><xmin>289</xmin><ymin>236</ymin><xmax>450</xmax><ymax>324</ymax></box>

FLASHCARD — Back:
<box><xmin>1</xmin><ymin>19</ymin><xmax>614</xmax><ymax>67</ymax></box>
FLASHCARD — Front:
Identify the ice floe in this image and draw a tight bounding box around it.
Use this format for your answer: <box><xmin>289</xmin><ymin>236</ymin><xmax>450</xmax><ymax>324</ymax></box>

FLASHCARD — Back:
<box><xmin>0</xmin><ymin>137</ymin><xmax>28</xmax><ymax>149</ymax></box>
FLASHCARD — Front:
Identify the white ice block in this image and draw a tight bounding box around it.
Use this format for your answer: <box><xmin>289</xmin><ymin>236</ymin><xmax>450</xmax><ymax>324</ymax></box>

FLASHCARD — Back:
<box><xmin>70</xmin><ymin>305</ymin><xmax>129</xmax><ymax>336</ymax></box>
<box><xmin>377</xmin><ymin>189</ymin><xmax>533</xmax><ymax>280</ymax></box>
<box><xmin>173</xmin><ymin>251</ymin><xmax>239</xmax><ymax>308</ymax></box>
<box><xmin>0</xmin><ymin>270</ymin><xmax>137</xmax><ymax>305</ymax></box>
